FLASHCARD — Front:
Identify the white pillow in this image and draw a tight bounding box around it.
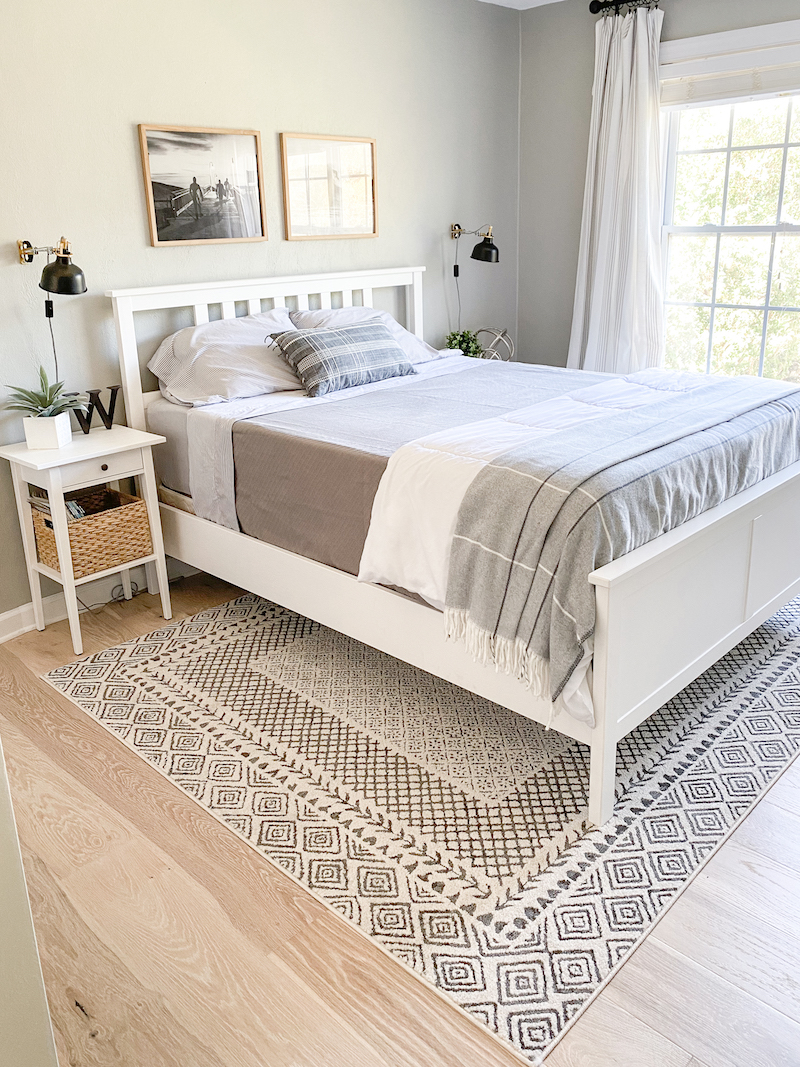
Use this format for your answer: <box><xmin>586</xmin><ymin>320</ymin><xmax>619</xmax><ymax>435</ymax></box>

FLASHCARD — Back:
<box><xmin>148</xmin><ymin>309</ymin><xmax>303</xmax><ymax>406</ymax></box>
<box><xmin>289</xmin><ymin>307</ymin><xmax>442</xmax><ymax>364</ymax></box>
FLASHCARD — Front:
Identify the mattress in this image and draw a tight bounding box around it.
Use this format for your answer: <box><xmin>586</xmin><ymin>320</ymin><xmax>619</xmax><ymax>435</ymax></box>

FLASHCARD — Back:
<box><xmin>147</xmin><ymin>363</ymin><xmax>606</xmax><ymax>575</ymax></box>
<box><xmin>147</xmin><ymin>397</ymin><xmax>193</xmax><ymax>496</ymax></box>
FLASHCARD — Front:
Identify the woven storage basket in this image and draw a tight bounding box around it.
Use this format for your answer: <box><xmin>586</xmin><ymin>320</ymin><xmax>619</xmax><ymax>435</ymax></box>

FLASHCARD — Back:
<box><xmin>31</xmin><ymin>487</ymin><xmax>152</xmax><ymax>579</ymax></box>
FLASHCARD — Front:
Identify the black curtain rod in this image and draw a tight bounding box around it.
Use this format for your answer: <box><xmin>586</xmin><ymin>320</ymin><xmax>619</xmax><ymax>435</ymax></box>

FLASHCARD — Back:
<box><xmin>589</xmin><ymin>0</ymin><xmax>662</xmax><ymax>13</ymax></box>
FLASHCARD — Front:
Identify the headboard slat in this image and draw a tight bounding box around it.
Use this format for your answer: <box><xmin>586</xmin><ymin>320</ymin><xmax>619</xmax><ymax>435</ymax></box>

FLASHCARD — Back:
<box><xmin>221</xmin><ymin>301</ymin><xmax>236</xmax><ymax>319</ymax></box>
<box><xmin>247</xmin><ymin>298</ymin><xmax>261</xmax><ymax>315</ymax></box>
<box><xmin>341</xmin><ymin>290</ymin><xmax>353</xmax><ymax>308</ymax></box>
<box><xmin>193</xmin><ymin>304</ymin><xmax>210</xmax><ymax>326</ymax></box>
<box><xmin>408</xmin><ymin>269</ymin><xmax>425</xmax><ymax>338</ymax></box>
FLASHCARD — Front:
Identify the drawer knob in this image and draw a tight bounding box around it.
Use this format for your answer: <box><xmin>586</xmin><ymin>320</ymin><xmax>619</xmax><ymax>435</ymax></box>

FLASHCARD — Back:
<box><xmin>101</xmin><ymin>463</ymin><xmax>109</xmax><ymax>472</ymax></box>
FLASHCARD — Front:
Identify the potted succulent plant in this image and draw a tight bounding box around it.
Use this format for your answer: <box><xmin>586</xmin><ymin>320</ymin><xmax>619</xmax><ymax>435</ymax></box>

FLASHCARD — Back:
<box><xmin>5</xmin><ymin>366</ymin><xmax>88</xmax><ymax>450</ymax></box>
<box><xmin>445</xmin><ymin>329</ymin><xmax>484</xmax><ymax>358</ymax></box>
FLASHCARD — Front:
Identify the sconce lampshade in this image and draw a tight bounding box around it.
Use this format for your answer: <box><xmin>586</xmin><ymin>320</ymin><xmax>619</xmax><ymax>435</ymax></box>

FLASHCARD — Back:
<box><xmin>39</xmin><ymin>255</ymin><xmax>87</xmax><ymax>295</ymax></box>
<box><xmin>471</xmin><ymin>236</ymin><xmax>499</xmax><ymax>263</ymax></box>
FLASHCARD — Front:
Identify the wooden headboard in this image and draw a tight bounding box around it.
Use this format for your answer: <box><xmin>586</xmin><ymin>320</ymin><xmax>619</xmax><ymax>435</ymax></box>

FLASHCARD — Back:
<box><xmin>106</xmin><ymin>265</ymin><xmax>426</xmax><ymax>430</ymax></box>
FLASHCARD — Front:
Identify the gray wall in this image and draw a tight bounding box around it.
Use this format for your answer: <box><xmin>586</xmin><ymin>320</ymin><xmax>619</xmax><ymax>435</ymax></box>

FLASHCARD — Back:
<box><xmin>518</xmin><ymin>0</ymin><xmax>800</xmax><ymax>369</ymax></box>
<box><xmin>0</xmin><ymin>0</ymin><xmax>520</xmax><ymax>616</ymax></box>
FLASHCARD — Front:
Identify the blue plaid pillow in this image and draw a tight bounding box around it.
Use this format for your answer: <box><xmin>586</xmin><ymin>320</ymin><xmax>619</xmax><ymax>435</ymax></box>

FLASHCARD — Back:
<box><xmin>270</xmin><ymin>319</ymin><xmax>416</xmax><ymax>397</ymax></box>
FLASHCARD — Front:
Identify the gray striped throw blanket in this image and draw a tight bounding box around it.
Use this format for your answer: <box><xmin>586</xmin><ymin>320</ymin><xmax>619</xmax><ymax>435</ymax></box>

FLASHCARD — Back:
<box><xmin>445</xmin><ymin>370</ymin><xmax>800</xmax><ymax>712</ymax></box>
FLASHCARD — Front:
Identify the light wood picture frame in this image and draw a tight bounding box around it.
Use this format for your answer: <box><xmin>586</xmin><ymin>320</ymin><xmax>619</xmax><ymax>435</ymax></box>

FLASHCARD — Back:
<box><xmin>280</xmin><ymin>133</ymin><xmax>378</xmax><ymax>240</ymax></box>
<box><xmin>138</xmin><ymin>124</ymin><xmax>268</xmax><ymax>247</ymax></box>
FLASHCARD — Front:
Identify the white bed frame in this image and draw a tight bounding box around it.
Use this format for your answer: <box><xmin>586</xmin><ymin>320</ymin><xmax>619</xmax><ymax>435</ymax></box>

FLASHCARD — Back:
<box><xmin>107</xmin><ymin>266</ymin><xmax>800</xmax><ymax>826</ymax></box>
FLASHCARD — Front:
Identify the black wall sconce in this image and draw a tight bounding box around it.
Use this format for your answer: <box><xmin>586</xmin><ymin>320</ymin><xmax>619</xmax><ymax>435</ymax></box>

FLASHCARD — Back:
<box><xmin>451</xmin><ymin>223</ymin><xmax>500</xmax><ymax>263</ymax></box>
<box><xmin>450</xmin><ymin>223</ymin><xmax>499</xmax><ymax>331</ymax></box>
<box><xmin>18</xmin><ymin>237</ymin><xmax>87</xmax><ymax>294</ymax></box>
<box><xmin>17</xmin><ymin>237</ymin><xmax>87</xmax><ymax>382</ymax></box>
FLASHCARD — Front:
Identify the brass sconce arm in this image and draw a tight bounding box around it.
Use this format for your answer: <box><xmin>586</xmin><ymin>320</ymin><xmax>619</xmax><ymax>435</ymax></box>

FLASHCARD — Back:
<box><xmin>451</xmin><ymin>224</ymin><xmax>494</xmax><ymax>241</ymax></box>
<box><xmin>18</xmin><ymin>237</ymin><xmax>74</xmax><ymax>264</ymax></box>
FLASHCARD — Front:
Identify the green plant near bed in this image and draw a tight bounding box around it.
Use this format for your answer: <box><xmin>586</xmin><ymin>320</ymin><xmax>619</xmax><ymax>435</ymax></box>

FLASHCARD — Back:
<box><xmin>5</xmin><ymin>366</ymin><xmax>88</xmax><ymax>450</ymax></box>
<box><xmin>445</xmin><ymin>330</ymin><xmax>483</xmax><ymax>359</ymax></box>
<box><xmin>5</xmin><ymin>366</ymin><xmax>87</xmax><ymax>417</ymax></box>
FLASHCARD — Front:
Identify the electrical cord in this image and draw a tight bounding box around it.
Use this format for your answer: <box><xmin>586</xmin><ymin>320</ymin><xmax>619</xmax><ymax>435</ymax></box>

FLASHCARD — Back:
<box><xmin>74</xmin><ymin>570</ymin><xmax>190</xmax><ymax>615</ymax></box>
<box><xmin>48</xmin><ymin>315</ymin><xmax>59</xmax><ymax>382</ymax></box>
<box><xmin>454</xmin><ymin>238</ymin><xmax>462</xmax><ymax>333</ymax></box>
<box><xmin>76</xmin><ymin>581</ymin><xmax>141</xmax><ymax>615</ymax></box>
<box><xmin>452</xmin><ymin>224</ymin><xmax>491</xmax><ymax>334</ymax></box>
<box><xmin>43</xmin><ymin>250</ymin><xmax>60</xmax><ymax>382</ymax></box>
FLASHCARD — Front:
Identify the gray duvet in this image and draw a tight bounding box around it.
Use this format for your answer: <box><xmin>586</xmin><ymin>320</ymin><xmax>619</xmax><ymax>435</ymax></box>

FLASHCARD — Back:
<box><xmin>446</xmin><ymin>374</ymin><xmax>800</xmax><ymax>703</ymax></box>
<box><xmin>233</xmin><ymin>362</ymin><xmax>607</xmax><ymax>573</ymax></box>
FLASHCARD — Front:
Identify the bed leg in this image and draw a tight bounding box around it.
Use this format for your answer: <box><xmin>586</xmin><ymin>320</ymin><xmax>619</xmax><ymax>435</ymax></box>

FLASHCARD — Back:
<box><xmin>588</xmin><ymin>732</ymin><xmax>617</xmax><ymax>828</ymax></box>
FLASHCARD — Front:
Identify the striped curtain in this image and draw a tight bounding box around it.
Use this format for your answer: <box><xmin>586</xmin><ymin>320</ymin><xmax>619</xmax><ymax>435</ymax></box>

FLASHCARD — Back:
<box><xmin>567</xmin><ymin>7</ymin><xmax>665</xmax><ymax>374</ymax></box>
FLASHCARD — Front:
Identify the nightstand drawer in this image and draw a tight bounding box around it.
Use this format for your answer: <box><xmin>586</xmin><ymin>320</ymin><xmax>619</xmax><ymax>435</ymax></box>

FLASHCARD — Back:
<box><xmin>59</xmin><ymin>448</ymin><xmax>144</xmax><ymax>489</ymax></box>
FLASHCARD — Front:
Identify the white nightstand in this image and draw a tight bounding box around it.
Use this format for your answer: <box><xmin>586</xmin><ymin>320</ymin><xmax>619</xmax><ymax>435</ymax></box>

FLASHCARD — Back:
<box><xmin>0</xmin><ymin>425</ymin><xmax>172</xmax><ymax>656</ymax></box>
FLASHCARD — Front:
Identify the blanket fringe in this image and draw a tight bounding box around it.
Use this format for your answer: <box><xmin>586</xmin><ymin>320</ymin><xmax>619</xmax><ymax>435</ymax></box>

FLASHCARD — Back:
<box><xmin>444</xmin><ymin>608</ymin><xmax>550</xmax><ymax>702</ymax></box>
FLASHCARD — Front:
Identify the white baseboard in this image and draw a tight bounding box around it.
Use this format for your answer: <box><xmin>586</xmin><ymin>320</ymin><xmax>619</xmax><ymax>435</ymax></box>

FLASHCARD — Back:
<box><xmin>0</xmin><ymin>560</ymin><xmax>198</xmax><ymax>645</ymax></box>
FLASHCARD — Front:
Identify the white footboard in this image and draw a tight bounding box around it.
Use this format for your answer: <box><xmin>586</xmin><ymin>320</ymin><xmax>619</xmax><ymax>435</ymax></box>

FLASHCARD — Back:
<box><xmin>588</xmin><ymin>459</ymin><xmax>800</xmax><ymax>824</ymax></box>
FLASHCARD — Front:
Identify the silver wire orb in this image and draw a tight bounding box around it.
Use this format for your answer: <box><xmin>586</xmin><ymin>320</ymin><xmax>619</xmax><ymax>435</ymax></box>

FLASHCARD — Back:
<box><xmin>475</xmin><ymin>327</ymin><xmax>515</xmax><ymax>361</ymax></box>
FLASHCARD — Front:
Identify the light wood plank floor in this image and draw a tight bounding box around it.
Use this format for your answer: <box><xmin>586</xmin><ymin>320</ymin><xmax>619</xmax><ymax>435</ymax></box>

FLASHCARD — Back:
<box><xmin>1</xmin><ymin>574</ymin><xmax>799</xmax><ymax>1067</ymax></box>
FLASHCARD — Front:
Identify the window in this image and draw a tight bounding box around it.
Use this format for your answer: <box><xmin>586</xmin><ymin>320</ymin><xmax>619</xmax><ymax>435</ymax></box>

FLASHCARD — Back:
<box><xmin>663</xmin><ymin>96</ymin><xmax>800</xmax><ymax>381</ymax></box>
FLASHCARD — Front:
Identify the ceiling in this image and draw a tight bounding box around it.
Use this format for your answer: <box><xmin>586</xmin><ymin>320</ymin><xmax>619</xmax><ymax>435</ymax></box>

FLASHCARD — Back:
<box><xmin>473</xmin><ymin>0</ymin><xmax>567</xmax><ymax>9</ymax></box>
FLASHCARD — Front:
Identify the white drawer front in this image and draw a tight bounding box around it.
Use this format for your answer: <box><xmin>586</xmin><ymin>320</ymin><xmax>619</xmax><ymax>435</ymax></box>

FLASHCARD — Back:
<box><xmin>60</xmin><ymin>448</ymin><xmax>143</xmax><ymax>489</ymax></box>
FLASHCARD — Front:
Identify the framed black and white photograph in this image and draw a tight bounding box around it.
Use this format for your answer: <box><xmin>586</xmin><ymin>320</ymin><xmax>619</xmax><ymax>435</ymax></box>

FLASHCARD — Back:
<box><xmin>139</xmin><ymin>124</ymin><xmax>268</xmax><ymax>246</ymax></box>
<box><xmin>280</xmin><ymin>132</ymin><xmax>378</xmax><ymax>240</ymax></box>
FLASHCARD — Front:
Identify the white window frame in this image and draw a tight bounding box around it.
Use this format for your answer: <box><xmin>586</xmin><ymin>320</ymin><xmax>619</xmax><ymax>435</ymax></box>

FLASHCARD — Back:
<box><xmin>658</xmin><ymin>19</ymin><xmax>800</xmax><ymax>376</ymax></box>
<box><xmin>661</xmin><ymin>98</ymin><xmax>800</xmax><ymax>375</ymax></box>
<box><xmin>659</xmin><ymin>19</ymin><xmax>800</xmax><ymax>108</ymax></box>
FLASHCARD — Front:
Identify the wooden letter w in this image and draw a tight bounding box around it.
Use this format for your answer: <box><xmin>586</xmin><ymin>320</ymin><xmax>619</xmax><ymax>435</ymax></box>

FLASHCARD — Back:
<box><xmin>75</xmin><ymin>386</ymin><xmax>121</xmax><ymax>434</ymax></box>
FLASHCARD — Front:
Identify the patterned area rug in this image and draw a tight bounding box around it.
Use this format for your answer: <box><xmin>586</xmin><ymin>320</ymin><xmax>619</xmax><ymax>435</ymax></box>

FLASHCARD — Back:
<box><xmin>46</xmin><ymin>596</ymin><xmax>800</xmax><ymax>1064</ymax></box>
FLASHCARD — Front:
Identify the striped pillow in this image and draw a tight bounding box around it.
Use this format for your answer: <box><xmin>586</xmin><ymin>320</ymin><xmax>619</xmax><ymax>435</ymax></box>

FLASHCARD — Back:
<box><xmin>270</xmin><ymin>319</ymin><xmax>416</xmax><ymax>397</ymax></box>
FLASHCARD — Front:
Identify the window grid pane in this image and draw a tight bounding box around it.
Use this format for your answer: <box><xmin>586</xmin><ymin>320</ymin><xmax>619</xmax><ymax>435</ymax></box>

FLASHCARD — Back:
<box><xmin>665</xmin><ymin>95</ymin><xmax>800</xmax><ymax>382</ymax></box>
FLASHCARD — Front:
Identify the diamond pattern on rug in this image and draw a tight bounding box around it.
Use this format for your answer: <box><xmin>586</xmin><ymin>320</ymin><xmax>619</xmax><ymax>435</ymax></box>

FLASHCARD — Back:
<box><xmin>45</xmin><ymin>594</ymin><xmax>800</xmax><ymax>1064</ymax></box>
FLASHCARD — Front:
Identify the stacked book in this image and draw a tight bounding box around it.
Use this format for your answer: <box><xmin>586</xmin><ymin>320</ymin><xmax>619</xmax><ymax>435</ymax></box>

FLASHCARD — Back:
<box><xmin>27</xmin><ymin>495</ymin><xmax>87</xmax><ymax>520</ymax></box>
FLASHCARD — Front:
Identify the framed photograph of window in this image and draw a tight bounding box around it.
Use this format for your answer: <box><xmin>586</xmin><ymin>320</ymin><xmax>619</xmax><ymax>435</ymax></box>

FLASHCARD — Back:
<box><xmin>280</xmin><ymin>133</ymin><xmax>378</xmax><ymax>240</ymax></box>
<box><xmin>138</xmin><ymin>124</ymin><xmax>268</xmax><ymax>246</ymax></box>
